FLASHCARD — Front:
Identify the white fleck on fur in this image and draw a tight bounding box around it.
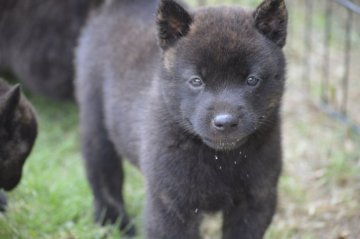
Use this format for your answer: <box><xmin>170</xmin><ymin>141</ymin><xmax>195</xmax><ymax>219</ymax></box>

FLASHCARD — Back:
<box><xmin>199</xmin><ymin>211</ymin><xmax>223</xmax><ymax>239</ymax></box>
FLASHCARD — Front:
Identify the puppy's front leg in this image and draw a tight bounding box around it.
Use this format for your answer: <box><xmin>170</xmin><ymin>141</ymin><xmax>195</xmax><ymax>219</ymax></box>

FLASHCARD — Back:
<box><xmin>222</xmin><ymin>190</ymin><xmax>277</xmax><ymax>239</ymax></box>
<box><xmin>144</xmin><ymin>193</ymin><xmax>201</xmax><ymax>239</ymax></box>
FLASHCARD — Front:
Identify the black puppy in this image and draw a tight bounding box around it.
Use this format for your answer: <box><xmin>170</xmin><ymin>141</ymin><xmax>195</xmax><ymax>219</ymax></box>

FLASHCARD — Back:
<box><xmin>0</xmin><ymin>78</ymin><xmax>37</xmax><ymax>211</ymax></box>
<box><xmin>76</xmin><ymin>0</ymin><xmax>287</xmax><ymax>238</ymax></box>
<box><xmin>0</xmin><ymin>0</ymin><xmax>101</xmax><ymax>100</ymax></box>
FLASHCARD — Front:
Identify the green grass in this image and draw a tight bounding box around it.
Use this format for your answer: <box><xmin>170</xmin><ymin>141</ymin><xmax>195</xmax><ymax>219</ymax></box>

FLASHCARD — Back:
<box><xmin>0</xmin><ymin>96</ymin><xmax>144</xmax><ymax>239</ymax></box>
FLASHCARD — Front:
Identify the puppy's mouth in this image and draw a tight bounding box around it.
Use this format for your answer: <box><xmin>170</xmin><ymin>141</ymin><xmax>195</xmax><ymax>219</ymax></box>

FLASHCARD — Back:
<box><xmin>202</xmin><ymin>136</ymin><xmax>247</xmax><ymax>151</ymax></box>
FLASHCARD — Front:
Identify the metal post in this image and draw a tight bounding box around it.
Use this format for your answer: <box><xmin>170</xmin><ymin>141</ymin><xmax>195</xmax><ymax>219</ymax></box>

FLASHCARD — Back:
<box><xmin>322</xmin><ymin>0</ymin><xmax>333</xmax><ymax>104</ymax></box>
<box><xmin>341</xmin><ymin>9</ymin><xmax>353</xmax><ymax>116</ymax></box>
<box><xmin>303</xmin><ymin>0</ymin><xmax>313</xmax><ymax>92</ymax></box>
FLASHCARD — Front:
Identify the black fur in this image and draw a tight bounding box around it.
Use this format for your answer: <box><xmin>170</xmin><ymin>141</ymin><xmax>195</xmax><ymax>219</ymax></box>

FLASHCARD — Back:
<box><xmin>75</xmin><ymin>0</ymin><xmax>287</xmax><ymax>238</ymax></box>
<box><xmin>0</xmin><ymin>78</ymin><xmax>37</xmax><ymax>211</ymax></box>
<box><xmin>0</xmin><ymin>0</ymin><xmax>101</xmax><ymax>100</ymax></box>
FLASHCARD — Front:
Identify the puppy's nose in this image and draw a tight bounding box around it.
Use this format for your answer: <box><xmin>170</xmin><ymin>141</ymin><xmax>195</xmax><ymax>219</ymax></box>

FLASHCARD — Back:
<box><xmin>212</xmin><ymin>114</ymin><xmax>238</xmax><ymax>132</ymax></box>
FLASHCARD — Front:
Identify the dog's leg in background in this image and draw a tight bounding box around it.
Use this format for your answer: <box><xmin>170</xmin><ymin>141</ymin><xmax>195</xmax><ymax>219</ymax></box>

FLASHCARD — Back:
<box><xmin>79</xmin><ymin>97</ymin><xmax>135</xmax><ymax>236</ymax></box>
<box><xmin>77</xmin><ymin>69</ymin><xmax>135</xmax><ymax>235</ymax></box>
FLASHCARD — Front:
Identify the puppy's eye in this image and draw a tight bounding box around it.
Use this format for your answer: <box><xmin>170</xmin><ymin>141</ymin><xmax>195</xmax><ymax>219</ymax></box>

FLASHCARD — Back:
<box><xmin>246</xmin><ymin>76</ymin><xmax>261</xmax><ymax>86</ymax></box>
<box><xmin>188</xmin><ymin>76</ymin><xmax>204</xmax><ymax>88</ymax></box>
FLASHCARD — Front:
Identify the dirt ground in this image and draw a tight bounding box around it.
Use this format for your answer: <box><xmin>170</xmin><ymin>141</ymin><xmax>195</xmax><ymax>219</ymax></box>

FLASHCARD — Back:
<box><xmin>269</xmin><ymin>51</ymin><xmax>360</xmax><ymax>239</ymax></box>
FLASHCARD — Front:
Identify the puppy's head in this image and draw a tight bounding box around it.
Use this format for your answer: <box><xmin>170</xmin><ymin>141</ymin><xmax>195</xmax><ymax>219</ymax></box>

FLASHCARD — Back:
<box><xmin>0</xmin><ymin>82</ymin><xmax>37</xmax><ymax>191</ymax></box>
<box><xmin>157</xmin><ymin>0</ymin><xmax>287</xmax><ymax>151</ymax></box>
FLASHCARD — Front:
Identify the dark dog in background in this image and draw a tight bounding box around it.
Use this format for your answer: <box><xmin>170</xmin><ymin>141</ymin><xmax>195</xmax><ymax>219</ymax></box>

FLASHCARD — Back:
<box><xmin>0</xmin><ymin>78</ymin><xmax>37</xmax><ymax>211</ymax></box>
<box><xmin>76</xmin><ymin>0</ymin><xmax>287</xmax><ymax>238</ymax></box>
<box><xmin>0</xmin><ymin>0</ymin><xmax>101</xmax><ymax>100</ymax></box>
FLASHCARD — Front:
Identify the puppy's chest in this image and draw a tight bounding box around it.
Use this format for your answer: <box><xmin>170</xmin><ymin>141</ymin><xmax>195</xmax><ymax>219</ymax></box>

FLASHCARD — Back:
<box><xmin>185</xmin><ymin>160</ymin><xmax>248</xmax><ymax>211</ymax></box>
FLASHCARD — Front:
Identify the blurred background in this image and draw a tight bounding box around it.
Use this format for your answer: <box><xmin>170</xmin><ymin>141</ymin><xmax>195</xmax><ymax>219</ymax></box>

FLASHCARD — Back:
<box><xmin>0</xmin><ymin>0</ymin><xmax>359</xmax><ymax>238</ymax></box>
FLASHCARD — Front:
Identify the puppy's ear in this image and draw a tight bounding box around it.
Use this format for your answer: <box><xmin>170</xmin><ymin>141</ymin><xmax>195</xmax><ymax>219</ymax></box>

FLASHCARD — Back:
<box><xmin>157</xmin><ymin>0</ymin><xmax>192</xmax><ymax>50</ymax></box>
<box><xmin>253</xmin><ymin>0</ymin><xmax>288</xmax><ymax>48</ymax></box>
<box><xmin>0</xmin><ymin>84</ymin><xmax>21</xmax><ymax>124</ymax></box>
